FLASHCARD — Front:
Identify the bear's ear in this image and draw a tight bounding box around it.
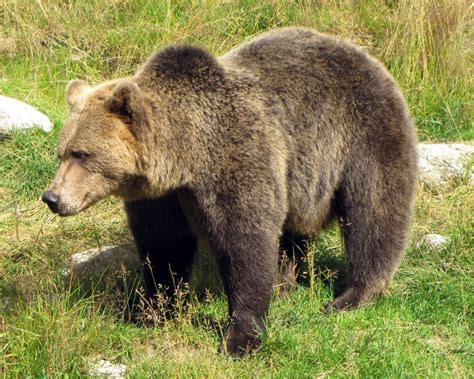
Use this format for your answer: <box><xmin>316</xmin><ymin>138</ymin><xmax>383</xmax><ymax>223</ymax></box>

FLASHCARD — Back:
<box><xmin>105</xmin><ymin>81</ymin><xmax>145</xmax><ymax>133</ymax></box>
<box><xmin>66</xmin><ymin>80</ymin><xmax>90</xmax><ymax>108</ymax></box>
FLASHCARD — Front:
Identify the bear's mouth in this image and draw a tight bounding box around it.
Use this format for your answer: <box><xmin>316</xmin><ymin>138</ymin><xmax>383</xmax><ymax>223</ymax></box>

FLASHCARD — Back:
<box><xmin>55</xmin><ymin>192</ymin><xmax>98</xmax><ymax>217</ymax></box>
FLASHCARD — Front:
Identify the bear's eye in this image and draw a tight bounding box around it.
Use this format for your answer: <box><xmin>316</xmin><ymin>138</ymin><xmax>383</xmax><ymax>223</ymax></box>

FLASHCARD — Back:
<box><xmin>70</xmin><ymin>150</ymin><xmax>89</xmax><ymax>160</ymax></box>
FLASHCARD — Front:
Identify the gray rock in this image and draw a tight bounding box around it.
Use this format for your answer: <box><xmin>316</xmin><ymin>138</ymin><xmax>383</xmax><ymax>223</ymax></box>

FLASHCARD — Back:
<box><xmin>417</xmin><ymin>234</ymin><xmax>450</xmax><ymax>251</ymax></box>
<box><xmin>0</xmin><ymin>95</ymin><xmax>53</xmax><ymax>133</ymax></box>
<box><xmin>89</xmin><ymin>359</ymin><xmax>127</xmax><ymax>378</ymax></box>
<box><xmin>418</xmin><ymin>143</ymin><xmax>474</xmax><ymax>186</ymax></box>
<box><xmin>64</xmin><ymin>244</ymin><xmax>142</xmax><ymax>290</ymax></box>
<box><xmin>65</xmin><ymin>243</ymin><xmax>224</xmax><ymax>295</ymax></box>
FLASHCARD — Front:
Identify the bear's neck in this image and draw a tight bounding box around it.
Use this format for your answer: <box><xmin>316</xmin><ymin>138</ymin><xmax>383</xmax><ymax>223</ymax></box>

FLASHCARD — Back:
<box><xmin>135</xmin><ymin>72</ymin><xmax>262</xmax><ymax>198</ymax></box>
<box><xmin>135</xmin><ymin>109</ymin><xmax>210</xmax><ymax>197</ymax></box>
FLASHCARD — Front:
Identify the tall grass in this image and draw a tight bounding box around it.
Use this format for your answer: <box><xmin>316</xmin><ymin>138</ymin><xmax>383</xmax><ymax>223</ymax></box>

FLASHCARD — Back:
<box><xmin>0</xmin><ymin>0</ymin><xmax>472</xmax><ymax>141</ymax></box>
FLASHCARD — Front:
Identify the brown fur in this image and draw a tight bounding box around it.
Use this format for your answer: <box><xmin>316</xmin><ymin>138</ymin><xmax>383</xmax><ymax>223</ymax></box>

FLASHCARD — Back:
<box><xmin>44</xmin><ymin>28</ymin><xmax>418</xmax><ymax>357</ymax></box>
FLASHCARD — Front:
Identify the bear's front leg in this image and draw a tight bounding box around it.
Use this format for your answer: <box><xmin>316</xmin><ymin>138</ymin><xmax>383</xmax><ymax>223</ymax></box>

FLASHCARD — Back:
<box><xmin>212</xmin><ymin>229</ymin><xmax>279</xmax><ymax>357</ymax></box>
<box><xmin>125</xmin><ymin>194</ymin><xmax>197</xmax><ymax>303</ymax></box>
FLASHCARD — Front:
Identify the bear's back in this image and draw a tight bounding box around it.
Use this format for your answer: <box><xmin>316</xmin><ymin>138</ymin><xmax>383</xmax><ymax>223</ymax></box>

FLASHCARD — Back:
<box><xmin>219</xmin><ymin>27</ymin><xmax>386</xmax><ymax>104</ymax></box>
<box><xmin>219</xmin><ymin>27</ymin><xmax>414</xmax><ymax>167</ymax></box>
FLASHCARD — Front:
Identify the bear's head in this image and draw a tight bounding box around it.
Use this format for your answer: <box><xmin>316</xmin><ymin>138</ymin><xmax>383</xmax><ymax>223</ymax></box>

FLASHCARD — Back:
<box><xmin>43</xmin><ymin>45</ymin><xmax>225</xmax><ymax>216</ymax></box>
<box><xmin>42</xmin><ymin>79</ymin><xmax>147</xmax><ymax>216</ymax></box>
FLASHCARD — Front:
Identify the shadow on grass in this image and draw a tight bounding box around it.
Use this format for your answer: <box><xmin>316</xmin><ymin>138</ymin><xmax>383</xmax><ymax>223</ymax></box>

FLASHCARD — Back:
<box><xmin>281</xmin><ymin>232</ymin><xmax>348</xmax><ymax>298</ymax></box>
<box><xmin>308</xmin><ymin>253</ymin><xmax>347</xmax><ymax>297</ymax></box>
<box><xmin>0</xmin><ymin>230</ymin><xmax>348</xmax><ymax>341</ymax></box>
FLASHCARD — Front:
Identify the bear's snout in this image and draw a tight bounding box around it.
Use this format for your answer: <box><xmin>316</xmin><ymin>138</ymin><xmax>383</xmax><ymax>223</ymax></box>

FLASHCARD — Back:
<box><xmin>42</xmin><ymin>190</ymin><xmax>60</xmax><ymax>213</ymax></box>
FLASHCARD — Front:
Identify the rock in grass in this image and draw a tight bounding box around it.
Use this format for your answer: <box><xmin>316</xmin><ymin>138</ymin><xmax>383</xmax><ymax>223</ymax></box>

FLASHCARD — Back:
<box><xmin>417</xmin><ymin>234</ymin><xmax>450</xmax><ymax>251</ymax></box>
<box><xmin>89</xmin><ymin>359</ymin><xmax>127</xmax><ymax>379</ymax></box>
<box><xmin>64</xmin><ymin>244</ymin><xmax>142</xmax><ymax>290</ymax></box>
<box><xmin>418</xmin><ymin>143</ymin><xmax>474</xmax><ymax>186</ymax></box>
<box><xmin>65</xmin><ymin>243</ymin><xmax>223</xmax><ymax>295</ymax></box>
<box><xmin>0</xmin><ymin>95</ymin><xmax>52</xmax><ymax>134</ymax></box>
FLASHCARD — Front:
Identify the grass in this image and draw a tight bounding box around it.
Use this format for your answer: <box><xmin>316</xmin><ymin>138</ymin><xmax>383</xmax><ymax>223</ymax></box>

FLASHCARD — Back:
<box><xmin>1</xmin><ymin>0</ymin><xmax>472</xmax><ymax>141</ymax></box>
<box><xmin>0</xmin><ymin>0</ymin><xmax>473</xmax><ymax>377</ymax></box>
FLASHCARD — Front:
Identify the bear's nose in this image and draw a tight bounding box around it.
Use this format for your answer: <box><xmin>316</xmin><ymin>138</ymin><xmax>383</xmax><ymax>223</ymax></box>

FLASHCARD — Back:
<box><xmin>42</xmin><ymin>191</ymin><xmax>60</xmax><ymax>213</ymax></box>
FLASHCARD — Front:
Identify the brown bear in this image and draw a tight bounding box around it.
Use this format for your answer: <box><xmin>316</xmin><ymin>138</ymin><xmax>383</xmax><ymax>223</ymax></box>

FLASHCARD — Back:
<box><xmin>43</xmin><ymin>27</ymin><xmax>418</xmax><ymax>357</ymax></box>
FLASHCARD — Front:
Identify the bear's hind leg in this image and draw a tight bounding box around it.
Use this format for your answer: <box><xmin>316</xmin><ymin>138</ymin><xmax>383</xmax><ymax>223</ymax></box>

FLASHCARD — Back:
<box><xmin>125</xmin><ymin>194</ymin><xmax>197</xmax><ymax>303</ymax></box>
<box><xmin>327</xmin><ymin>163</ymin><xmax>415</xmax><ymax>311</ymax></box>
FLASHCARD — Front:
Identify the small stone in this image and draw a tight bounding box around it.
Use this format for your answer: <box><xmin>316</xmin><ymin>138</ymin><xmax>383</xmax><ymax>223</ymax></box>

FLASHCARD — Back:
<box><xmin>90</xmin><ymin>359</ymin><xmax>127</xmax><ymax>378</ymax></box>
<box><xmin>0</xmin><ymin>95</ymin><xmax>53</xmax><ymax>134</ymax></box>
<box><xmin>418</xmin><ymin>143</ymin><xmax>474</xmax><ymax>186</ymax></box>
<box><xmin>417</xmin><ymin>234</ymin><xmax>450</xmax><ymax>251</ymax></box>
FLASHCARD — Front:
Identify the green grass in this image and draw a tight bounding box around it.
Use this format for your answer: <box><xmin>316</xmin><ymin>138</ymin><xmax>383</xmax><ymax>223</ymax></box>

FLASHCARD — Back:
<box><xmin>1</xmin><ymin>0</ymin><xmax>473</xmax><ymax>377</ymax></box>
<box><xmin>1</xmin><ymin>182</ymin><xmax>472</xmax><ymax>376</ymax></box>
<box><xmin>1</xmin><ymin>0</ymin><xmax>472</xmax><ymax>141</ymax></box>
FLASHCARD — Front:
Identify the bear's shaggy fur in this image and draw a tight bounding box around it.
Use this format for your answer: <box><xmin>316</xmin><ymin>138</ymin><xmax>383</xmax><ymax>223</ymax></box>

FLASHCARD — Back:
<box><xmin>44</xmin><ymin>28</ymin><xmax>417</xmax><ymax>356</ymax></box>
